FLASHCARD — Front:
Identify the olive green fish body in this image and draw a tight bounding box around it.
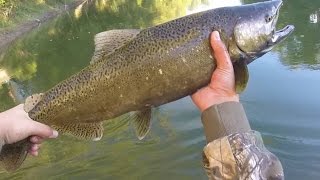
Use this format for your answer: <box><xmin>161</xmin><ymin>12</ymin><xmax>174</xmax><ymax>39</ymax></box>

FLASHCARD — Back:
<box><xmin>29</xmin><ymin>11</ymin><xmax>219</xmax><ymax>124</ymax></box>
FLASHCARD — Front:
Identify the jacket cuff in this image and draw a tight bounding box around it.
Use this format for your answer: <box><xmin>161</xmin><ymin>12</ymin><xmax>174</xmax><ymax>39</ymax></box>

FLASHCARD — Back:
<box><xmin>201</xmin><ymin>101</ymin><xmax>251</xmax><ymax>142</ymax></box>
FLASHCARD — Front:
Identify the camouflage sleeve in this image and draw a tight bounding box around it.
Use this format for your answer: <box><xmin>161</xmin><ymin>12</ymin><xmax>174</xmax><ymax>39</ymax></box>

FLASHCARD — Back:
<box><xmin>202</xmin><ymin>131</ymin><xmax>284</xmax><ymax>180</ymax></box>
<box><xmin>201</xmin><ymin>102</ymin><xmax>284</xmax><ymax>180</ymax></box>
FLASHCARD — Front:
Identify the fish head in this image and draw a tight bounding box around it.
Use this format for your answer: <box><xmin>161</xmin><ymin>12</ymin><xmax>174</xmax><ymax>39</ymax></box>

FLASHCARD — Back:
<box><xmin>230</xmin><ymin>0</ymin><xmax>294</xmax><ymax>63</ymax></box>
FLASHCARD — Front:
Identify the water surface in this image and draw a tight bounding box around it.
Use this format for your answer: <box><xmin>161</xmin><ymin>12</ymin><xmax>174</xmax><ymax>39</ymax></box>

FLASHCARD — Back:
<box><xmin>0</xmin><ymin>0</ymin><xmax>319</xmax><ymax>179</ymax></box>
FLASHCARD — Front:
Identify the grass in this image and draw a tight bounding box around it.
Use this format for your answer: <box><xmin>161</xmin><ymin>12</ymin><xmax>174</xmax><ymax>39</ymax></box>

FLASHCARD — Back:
<box><xmin>0</xmin><ymin>0</ymin><xmax>76</xmax><ymax>30</ymax></box>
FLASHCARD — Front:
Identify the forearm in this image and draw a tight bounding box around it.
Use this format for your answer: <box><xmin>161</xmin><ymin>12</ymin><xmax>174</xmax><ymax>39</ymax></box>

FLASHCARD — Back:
<box><xmin>201</xmin><ymin>102</ymin><xmax>284</xmax><ymax>180</ymax></box>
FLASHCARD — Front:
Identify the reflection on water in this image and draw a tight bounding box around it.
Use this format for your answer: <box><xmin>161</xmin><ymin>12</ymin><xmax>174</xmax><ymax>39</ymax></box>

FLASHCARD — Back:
<box><xmin>0</xmin><ymin>0</ymin><xmax>319</xmax><ymax>179</ymax></box>
<box><xmin>309</xmin><ymin>9</ymin><xmax>319</xmax><ymax>24</ymax></box>
<box><xmin>273</xmin><ymin>0</ymin><xmax>320</xmax><ymax>69</ymax></box>
<box><xmin>186</xmin><ymin>0</ymin><xmax>241</xmax><ymax>14</ymax></box>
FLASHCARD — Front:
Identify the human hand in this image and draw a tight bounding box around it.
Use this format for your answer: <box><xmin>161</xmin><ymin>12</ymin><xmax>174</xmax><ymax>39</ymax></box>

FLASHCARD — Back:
<box><xmin>191</xmin><ymin>31</ymin><xmax>239</xmax><ymax>112</ymax></box>
<box><xmin>0</xmin><ymin>104</ymin><xmax>58</xmax><ymax>156</ymax></box>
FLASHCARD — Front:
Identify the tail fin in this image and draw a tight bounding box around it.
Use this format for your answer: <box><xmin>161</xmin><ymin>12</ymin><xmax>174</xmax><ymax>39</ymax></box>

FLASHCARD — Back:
<box><xmin>0</xmin><ymin>139</ymin><xmax>31</xmax><ymax>172</ymax></box>
<box><xmin>0</xmin><ymin>80</ymin><xmax>34</xmax><ymax>171</ymax></box>
<box><xmin>0</xmin><ymin>92</ymin><xmax>45</xmax><ymax>171</ymax></box>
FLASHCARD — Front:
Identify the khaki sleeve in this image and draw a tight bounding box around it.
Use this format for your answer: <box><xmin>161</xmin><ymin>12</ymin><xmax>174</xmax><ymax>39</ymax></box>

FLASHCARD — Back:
<box><xmin>201</xmin><ymin>101</ymin><xmax>251</xmax><ymax>143</ymax></box>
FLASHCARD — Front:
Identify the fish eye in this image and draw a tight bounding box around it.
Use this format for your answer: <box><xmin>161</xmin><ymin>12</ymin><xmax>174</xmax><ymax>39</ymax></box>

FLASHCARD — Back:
<box><xmin>265</xmin><ymin>14</ymin><xmax>274</xmax><ymax>23</ymax></box>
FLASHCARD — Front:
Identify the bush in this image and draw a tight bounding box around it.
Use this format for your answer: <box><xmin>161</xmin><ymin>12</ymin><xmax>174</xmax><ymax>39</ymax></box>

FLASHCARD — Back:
<box><xmin>0</xmin><ymin>0</ymin><xmax>5</xmax><ymax>7</ymax></box>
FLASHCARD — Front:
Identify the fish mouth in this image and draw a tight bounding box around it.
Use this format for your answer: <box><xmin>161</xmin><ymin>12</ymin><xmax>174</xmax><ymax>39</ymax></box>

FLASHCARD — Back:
<box><xmin>239</xmin><ymin>24</ymin><xmax>294</xmax><ymax>63</ymax></box>
<box><xmin>248</xmin><ymin>25</ymin><xmax>294</xmax><ymax>58</ymax></box>
<box><xmin>269</xmin><ymin>25</ymin><xmax>295</xmax><ymax>47</ymax></box>
<box><xmin>256</xmin><ymin>25</ymin><xmax>295</xmax><ymax>55</ymax></box>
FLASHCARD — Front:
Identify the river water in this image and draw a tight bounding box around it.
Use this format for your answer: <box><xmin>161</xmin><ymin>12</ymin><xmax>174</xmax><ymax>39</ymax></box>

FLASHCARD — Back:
<box><xmin>0</xmin><ymin>0</ymin><xmax>319</xmax><ymax>179</ymax></box>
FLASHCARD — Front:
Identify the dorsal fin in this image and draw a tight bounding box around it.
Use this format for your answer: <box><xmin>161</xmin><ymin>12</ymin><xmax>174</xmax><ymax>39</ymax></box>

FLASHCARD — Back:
<box><xmin>91</xmin><ymin>29</ymin><xmax>141</xmax><ymax>64</ymax></box>
<box><xmin>24</xmin><ymin>93</ymin><xmax>44</xmax><ymax>113</ymax></box>
<box><xmin>51</xmin><ymin>122</ymin><xmax>104</xmax><ymax>141</ymax></box>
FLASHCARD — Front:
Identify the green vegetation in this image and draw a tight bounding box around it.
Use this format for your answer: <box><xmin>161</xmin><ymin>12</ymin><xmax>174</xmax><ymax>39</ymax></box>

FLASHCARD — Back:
<box><xmin>0</xmin><ymin>0</ymin><xmax>75</xmax><ymax>29</ymax></box>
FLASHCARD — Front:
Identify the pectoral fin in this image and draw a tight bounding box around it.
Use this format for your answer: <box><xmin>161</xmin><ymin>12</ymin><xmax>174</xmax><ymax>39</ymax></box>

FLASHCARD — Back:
<box><xmin>233</xmin><ymin>60</ymin><xmax>249</xmax><ymax>93</ymax></box>
<box><xmin>52</xmin><ymin>122</ymin><xmax>104</xmax><ymax>141</ymax></box>
<box><xmin>91</xmin><ymin>29</ymin><xmax>141</xmax><ymax>64</ymax></box>
<box><xmin>132</xmin><ymin>108</ymin><xmax>152</xmax><ymax>140</ymax></box>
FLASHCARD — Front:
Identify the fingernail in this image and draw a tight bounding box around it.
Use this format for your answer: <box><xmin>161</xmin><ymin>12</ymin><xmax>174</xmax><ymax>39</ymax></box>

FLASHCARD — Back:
<box><xmin>212</xmin><ymin>31</ymin><xmax>220</xmax><ymax>40</ymax></box>
<box><xmin>49</xmin><ymin>130</ymin><xmax>58</xmax><ymax>138</ymax></box>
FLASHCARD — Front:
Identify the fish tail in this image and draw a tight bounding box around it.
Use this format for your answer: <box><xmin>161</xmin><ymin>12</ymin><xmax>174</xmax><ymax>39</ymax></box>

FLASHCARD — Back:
<box><xmin>0</xmin><ymin>139</ymin><xmax>31</xmax><ymax>172</ymax></box>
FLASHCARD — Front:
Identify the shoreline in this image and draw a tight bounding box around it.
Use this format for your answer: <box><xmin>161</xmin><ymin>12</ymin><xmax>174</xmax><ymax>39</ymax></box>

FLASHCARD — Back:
<box><xmin>0</xmin><ymin>0</ymin><xmax>90</xmax><ymax>53</ymax></box>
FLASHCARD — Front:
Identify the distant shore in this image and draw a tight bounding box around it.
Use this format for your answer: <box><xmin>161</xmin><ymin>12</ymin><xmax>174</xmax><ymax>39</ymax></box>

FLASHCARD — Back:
<box><xmin>0</xmin><ymin>0</ymin><xmax>90</xmax><ymax>53</ymax></box>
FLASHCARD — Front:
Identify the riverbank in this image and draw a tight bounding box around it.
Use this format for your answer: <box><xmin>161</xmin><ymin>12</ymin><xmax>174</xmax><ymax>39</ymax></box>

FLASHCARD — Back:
<box><xmin>0</xmin><ymin>0</ymin><xmax>89</xmax><ymax>53</ymax></box>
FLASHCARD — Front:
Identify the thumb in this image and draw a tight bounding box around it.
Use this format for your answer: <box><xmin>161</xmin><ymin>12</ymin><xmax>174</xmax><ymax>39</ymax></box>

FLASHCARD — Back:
<box><xmin>27</xmin><ymin>121</ymin><xmax>58</xmax><ymax>139</ymax></box>
<box><xmin>210</xmin><ymin>31</ymin><xmax>233</xmax><ymax>72</ymax></box>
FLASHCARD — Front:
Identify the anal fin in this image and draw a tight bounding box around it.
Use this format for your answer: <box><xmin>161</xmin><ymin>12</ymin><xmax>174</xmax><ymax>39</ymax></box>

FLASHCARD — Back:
<box><xmin>52</xmin><ymin>122</ymin><xmax>104</xmax><ymax>141</ymax></box>
<box><xmin>132</xmin><ymin>108</ymin><xmax>152</xmax><ymax>140</ymax></box>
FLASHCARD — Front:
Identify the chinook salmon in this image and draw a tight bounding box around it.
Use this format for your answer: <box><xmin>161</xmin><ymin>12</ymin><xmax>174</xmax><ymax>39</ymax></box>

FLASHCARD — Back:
<box><xmin>0</xmin><ymin>0</ymin><xmax>294</xmax><ymax>171</ymax></box>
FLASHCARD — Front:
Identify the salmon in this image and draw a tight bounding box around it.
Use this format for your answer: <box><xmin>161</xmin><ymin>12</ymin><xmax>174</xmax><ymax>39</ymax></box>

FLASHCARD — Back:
<box><xmin>0</xmin><ymin>0</ymin><xmax>294</xmax><ymax>171</ymax></box>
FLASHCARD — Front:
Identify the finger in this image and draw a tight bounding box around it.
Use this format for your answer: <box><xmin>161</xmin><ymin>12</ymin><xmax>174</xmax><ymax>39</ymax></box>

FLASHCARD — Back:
<box><xmin>30</xmin><ymin>136</ymin><xmax>44</xmax><ymax>144</ymax></box>
<box><xmin>28</xmin><ymin>150</ymin><xmax>39</xmax><ymax>157</ymax></box>
<box><xmin>210</xmin><ymin>31</ymin><xmax>233</xmax><ymax>71</ymax></box>
<box><xmin>28</xmin><ymin>144</ymin><xmax>40</xmax><ymax>156</ymax></box>
<box><xmin>27</xmin><ymin>121</ymin><xmax>59</xmax><ymax>139</ymax></box>
<box><xmin>30</xmin><ymin>144</ymin><xmax>40</xmax><ymax>151</ymax></box>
